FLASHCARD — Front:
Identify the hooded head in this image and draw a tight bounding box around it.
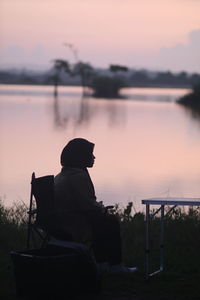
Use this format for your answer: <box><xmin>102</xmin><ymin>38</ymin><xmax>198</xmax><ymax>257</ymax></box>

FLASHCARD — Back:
<box><xmin>60</xmin><ymin>138</ymin><xmax>95</xmax><ymax>168</ymax></box>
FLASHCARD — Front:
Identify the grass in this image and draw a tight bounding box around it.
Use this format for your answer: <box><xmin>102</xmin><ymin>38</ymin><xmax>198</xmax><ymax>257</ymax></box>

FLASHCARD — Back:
<box><xmin>1</xmin><ymin>200</ymin><xmax>200</xmax><ymax>299</ymax></box>
<box><xmin>0</xmin><ymin>200</ymin><xmax>27</xmax><ymax>299</ymax></box>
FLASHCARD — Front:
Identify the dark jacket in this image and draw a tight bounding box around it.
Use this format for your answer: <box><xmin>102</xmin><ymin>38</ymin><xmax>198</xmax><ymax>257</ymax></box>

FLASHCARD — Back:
<box><xmin>54</xmin><ymin>167</ymin><xmax>103</xmax><ymax>242</ymax></box>
<box><xmin>54</xmin><ymin>167</ymin><xmax>102</xmax><ymax>213</ymax></box>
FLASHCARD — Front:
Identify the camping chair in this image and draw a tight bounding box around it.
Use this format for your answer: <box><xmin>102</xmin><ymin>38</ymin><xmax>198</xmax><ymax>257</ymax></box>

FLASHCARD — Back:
<box><xmin>26</xmin><ymin>172</ymin><xmax>55</xmax><ymax>249</ymax></box>
<box><xmin>14</xmin><ymin>172</ymin><xmax>101</xmax><ymax>297</ymax></box>
<box><xmin>26</xmin><ymin>172</ymin><xmax>93</xmax><ymax>249</ymax></box>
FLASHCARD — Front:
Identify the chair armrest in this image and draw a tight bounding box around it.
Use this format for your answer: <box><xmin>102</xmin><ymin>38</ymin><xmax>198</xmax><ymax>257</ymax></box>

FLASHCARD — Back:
<box><xmin>27</xmin><ymin>209</ymin><xmax>37</xmax><ymax>215</ymax></box>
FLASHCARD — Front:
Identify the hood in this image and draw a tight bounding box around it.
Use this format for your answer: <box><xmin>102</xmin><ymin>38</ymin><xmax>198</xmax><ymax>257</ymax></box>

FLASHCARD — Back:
<box><xmin>60</xmin><ymin>138</ymin><xmax>94</xmax><ymax>168</ymax></box>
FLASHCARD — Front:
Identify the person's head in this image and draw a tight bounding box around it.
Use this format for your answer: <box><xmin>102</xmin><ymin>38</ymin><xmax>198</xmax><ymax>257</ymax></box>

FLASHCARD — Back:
<box><xmin>60</xmin><ymin>138</ymin><xmax>95</xmax><ymax>168</ymax></box>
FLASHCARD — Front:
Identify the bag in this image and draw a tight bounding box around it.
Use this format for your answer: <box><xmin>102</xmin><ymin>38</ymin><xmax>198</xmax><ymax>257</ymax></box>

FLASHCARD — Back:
<box><xmin>11</xmin><ymin>243</ymin><xmax>101</xmax><ymax>298</ymax></box>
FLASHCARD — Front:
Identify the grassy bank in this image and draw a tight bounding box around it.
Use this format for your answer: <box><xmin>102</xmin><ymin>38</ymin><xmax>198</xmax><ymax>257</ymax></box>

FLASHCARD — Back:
<box><xmin>1</xmin><ymin>200</ymin><xmax>200</xmax><ymax>299</ymax></box>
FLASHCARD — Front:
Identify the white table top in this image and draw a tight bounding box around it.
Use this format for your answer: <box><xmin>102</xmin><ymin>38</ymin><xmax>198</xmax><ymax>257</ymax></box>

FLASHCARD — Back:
<box><xmin>142</xmin><ymin>197</ymin><xmax>200</xmax><ymax>206</ymax></box>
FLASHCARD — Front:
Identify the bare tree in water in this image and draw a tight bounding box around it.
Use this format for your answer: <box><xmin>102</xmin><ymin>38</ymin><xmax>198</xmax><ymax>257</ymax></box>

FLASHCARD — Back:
<box><xmin>51</xmin><ymin>59</ymin><xmax>71</xmax><ymax>97</ymax></box>
<box><xmin>64</xmin><ymin>43</ymin><xmax>95</xmax><ymax>96</ymax></box>
<box><xmin>73</xmin><ymin>62</ymin><xmax>94</xmax><ymax>96</ymax></box>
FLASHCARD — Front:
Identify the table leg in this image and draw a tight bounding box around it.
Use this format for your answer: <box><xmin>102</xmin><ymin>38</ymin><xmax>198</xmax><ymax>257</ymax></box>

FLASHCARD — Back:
<box><xmin>145</xmin><ymin>204</ymin><xmax>150</xmax><ymax>279</ymax></box>
<box><xmin>160</xmin><ymin>205</ymin><xmax>165</xmax><ymax>271</ymax></box>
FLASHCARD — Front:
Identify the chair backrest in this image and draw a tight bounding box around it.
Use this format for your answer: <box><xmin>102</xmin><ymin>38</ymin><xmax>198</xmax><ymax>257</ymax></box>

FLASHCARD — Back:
<box><xmin>31</xmin><ymin>173</ymin><xmax>55</xmax><ymax>229</ymax></box>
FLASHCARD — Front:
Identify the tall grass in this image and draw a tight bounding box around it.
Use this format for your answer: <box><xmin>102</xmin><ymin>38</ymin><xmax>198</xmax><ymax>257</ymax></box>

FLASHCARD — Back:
<box><xmin>0</xmin><ymin>200</ymin><xmax>27</xmax><ymax>298</ymax></box>
<box><xmin>0</xmin><ymin>200</ymin><xmax>27</xmax><ymax>254</ymax></box>
<box><xmin>112</xmin><ymin>202</ymin><xmax>200</xmax><ymax>274</ymax></box>
<box><xmin>1</xmin><ymin>200</ymin><xmax>200</xmax><ymax>298</ymax></box>
<box><xmin>1</xmin><ymin>200</ymin><xmax>200</xmax><ymax>272</ymax></box>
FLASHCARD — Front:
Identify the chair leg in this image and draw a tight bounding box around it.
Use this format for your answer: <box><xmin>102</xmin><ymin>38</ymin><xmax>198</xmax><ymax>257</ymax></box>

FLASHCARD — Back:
<box><xmin>41</xmin><ymin>233</ymin><xmax>50</xmax><ymax>248</ymax></box>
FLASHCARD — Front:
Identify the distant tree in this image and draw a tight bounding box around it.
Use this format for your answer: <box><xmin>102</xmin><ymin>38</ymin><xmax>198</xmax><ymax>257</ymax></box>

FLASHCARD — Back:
<box><xmin>175</xmin><ymin>72</ymin><xmax>188</xmax><ymax>85</ymax></box>
<box><xmin>91</xmin><ymin>75</ymin><xmax>124</xmax><ymax>98</ymax></box>
<box><xmin>155</xmin><ymin>71</ymin><xmax>175</xmax><ymax>85</ymax></box>
<box><xmin>72</xmin><ymin>62</ymin><xmax>94</xmax><ymax>96</ymax></box>
<box><xmin>131</xmin><ymin>70</ymin><xmax>148</xmax><ymax>85</ymax></box>
<box><xmin>50</xmin><ymin>59</ymin><xmax>71</xmax><ymax>96</ymax></box>
<box><xmin>109</xmin><ymin>64</ymin><xmax>128</xmax><ymax>73</ymax></box>
<box><xmin>190</xmin><ymin>73</ymin><xmax>200</xmax><ymax>86</ymax></box>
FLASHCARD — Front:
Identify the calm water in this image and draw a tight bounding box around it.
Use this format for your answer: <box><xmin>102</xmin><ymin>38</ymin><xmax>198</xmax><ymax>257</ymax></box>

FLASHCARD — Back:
<box><xmin>1</xmin><ymin>84</ymin><xmax>200</xmax><ymax>212</ymax></box>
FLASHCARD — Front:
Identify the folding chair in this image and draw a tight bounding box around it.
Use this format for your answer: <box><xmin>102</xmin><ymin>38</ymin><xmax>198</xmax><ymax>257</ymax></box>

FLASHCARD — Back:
<box><xmin>12</xmin><ymin>173</ymin><xmax>101</xmax><ymax>298</ymax></box>
<box><xmin>26</xmin><ymin>172</ymin><xmax>93</xmax><ymax>249</ymax></box>
<box><xmin>26</xmin><ymin>172</ymin><xmax>55</xmax><ymax>249</ymax></box>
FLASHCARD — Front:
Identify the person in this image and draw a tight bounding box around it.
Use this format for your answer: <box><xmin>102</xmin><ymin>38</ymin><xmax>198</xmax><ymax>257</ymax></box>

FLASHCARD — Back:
<box><xmin>54</xmin><ymin>138</ymin><xmax>137</xmax><ymax>273</ymax></box>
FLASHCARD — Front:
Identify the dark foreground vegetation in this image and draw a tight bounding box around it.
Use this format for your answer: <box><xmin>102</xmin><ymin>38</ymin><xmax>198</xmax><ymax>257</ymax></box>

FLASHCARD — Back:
<box><xmin>1</xmin><ymin>200</ymin><xmax>200</xmax><ymax>299</ymax></box>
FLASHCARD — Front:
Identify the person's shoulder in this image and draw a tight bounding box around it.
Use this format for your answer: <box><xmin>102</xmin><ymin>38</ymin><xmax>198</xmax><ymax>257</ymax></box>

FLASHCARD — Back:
<box><xmin>70</xmin><ymin>169</ymin><xmax>91</xmax><ymax>186</ymax></box>
<box><xmin>61</xmin><ymin>167</ymin><xmax>86</xmax><ymax>178</ymax></box>
<box><xmin>55</xmin><ymin>168</ymin><xmax>87</xmax><ymax>185</ymax></box>
<box><xmin>55</xmin><ymin>167</ymin><xmax>83</xmax><ymax>179</ymax></box>
<box><xmin>70</xmin><ymin>168</ymin><xmax>87</xmax><ymax>178</ymax></box>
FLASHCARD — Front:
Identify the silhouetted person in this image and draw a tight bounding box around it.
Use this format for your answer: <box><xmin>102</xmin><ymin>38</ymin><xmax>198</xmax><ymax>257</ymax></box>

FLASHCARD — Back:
<box><xmin>54</xmin><ymin>138</ymin><xmax>137</xmax><ymax>273</ymax></box>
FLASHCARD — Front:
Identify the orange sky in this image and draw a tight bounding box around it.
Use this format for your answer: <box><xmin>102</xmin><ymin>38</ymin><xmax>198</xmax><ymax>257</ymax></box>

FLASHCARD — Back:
<box><xmin>0</xmin><ymin>0</ymin><xmax>200</xmax><ymax>71</ymax></box>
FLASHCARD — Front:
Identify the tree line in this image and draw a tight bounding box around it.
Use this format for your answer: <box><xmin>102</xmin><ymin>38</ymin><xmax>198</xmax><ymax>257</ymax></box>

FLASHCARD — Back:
<box><xmin>0</xmin><ymin>60</ymin><xmax>200</xmax><ymax>97</ymax></box>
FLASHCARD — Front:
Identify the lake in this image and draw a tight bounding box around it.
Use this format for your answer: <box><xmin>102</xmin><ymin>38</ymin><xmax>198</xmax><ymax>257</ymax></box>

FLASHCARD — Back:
<box><xmin>1</xmin><ymin>84</ymin><xmax>200</xmax><ymax>212</ymax></box>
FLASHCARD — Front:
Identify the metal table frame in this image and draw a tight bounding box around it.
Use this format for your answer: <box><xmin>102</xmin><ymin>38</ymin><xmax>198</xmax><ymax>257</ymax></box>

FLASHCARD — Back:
<box><xmin>142</xmin><ymin>197</ymin><xmax>200</xmax><ymax>279</ymax></box>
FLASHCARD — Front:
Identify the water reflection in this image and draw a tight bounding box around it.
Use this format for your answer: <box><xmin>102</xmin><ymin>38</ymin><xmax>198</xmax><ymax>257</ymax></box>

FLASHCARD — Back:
<box><xmin>76</xmin><ymin>96</ymin><xmax>92</xmax><ymax>126</ymax></box>
<box><xmin>176</xmin><ymin>104</ymin><xmax>200</xmax><ymax>133</ymax></box>
<box><xmin>180</xmin><ymin>105</ymin><xmax>200</xmax><ymax>123</ymax></box>
<box><xmin>51</xmin><ymin>94</ymin><xmax>127</xmax><ymax>131</ymax></box>
<box><xmin>52</xmin><ymin>95</ymin><xmax>93</xmax><ymax>129</ymax></box>
<box><xmin>53</xmin><ymin>95</ymin><xmax>68</xmax><ymax>128</ymax></box>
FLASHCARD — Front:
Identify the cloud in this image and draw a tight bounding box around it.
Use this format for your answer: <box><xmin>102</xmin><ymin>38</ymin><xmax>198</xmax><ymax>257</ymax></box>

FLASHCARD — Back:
<box><xmin>155</xmin><ymin>29</ymin><xmax>200</xmax><ymax>73</ymax></box>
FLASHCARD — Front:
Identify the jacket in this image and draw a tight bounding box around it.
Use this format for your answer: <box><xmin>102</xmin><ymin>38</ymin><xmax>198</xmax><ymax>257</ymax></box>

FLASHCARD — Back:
<box><xmin>54</xmin><ymin>167</ymin><xmax>102</xmax><ymax>242</ymax></box>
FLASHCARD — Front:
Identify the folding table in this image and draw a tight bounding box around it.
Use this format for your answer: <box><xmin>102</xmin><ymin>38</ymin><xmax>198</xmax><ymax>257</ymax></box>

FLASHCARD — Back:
<box><xmin>142</xmin><ymin>197</ymin><xmax>200</xmax><ymax>279</ymax></box>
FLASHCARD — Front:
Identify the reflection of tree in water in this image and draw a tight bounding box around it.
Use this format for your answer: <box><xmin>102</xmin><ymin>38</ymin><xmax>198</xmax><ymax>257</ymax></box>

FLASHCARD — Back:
<box><xmin>76</xmin><ymin>96</ymin><xmax>91</xmax><ymax>126</ymax></box>
<box><xmin>178</xmin><ymin>104</ymin><xmax>200</xmax><ymax>129</ymax></box>
<box><xmin>106</xmin><ymin>100</ymin><xmax>126</xmax><ymax>127</ymax></box>
<box><xmin>52</xmin><ymin>94</ymin><xmax>126</xmax><ymax>131</ymax></box>
<box><xmin>177</xmin><ymin>82</ymin><xmax>200</xmax><ymax>124</ymax></box>
<box><xmin>52</xmin><ymin>95</ymin><xmax>91</xmax><ymax>130</ymax></box>
<box><xmin>187</xmin><ymin>108</ymin><xmax>200</xmax><ymax>121</ymax></box>
<box><xmin>53</xmin><ymin>95</ymin><xmax>69</xmax><ymax>129</ymax></box>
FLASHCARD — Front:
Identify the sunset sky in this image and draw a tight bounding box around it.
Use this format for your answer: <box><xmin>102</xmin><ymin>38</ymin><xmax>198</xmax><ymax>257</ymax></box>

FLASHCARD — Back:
<box><xmin>0</xmin><ymin>0</ymin><xmax>200</xmax><ymax>72</ymax></box>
